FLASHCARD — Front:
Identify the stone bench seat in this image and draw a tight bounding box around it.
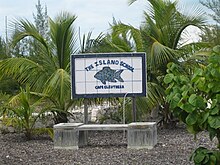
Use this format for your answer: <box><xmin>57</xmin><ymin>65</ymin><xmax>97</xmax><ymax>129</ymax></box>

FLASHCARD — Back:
<box><xmin>53</xmin><ymin>122</ymin><xmax>157</xmax><ymax>150</ymax></box>
<box><xmin>78</xmin><ymin>124</ymin><xmax>128</xmax><ymax>131</ymax></box>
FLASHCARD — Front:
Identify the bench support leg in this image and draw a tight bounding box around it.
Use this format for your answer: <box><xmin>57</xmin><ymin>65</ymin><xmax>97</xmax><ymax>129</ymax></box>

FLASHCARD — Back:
<box><xmin>127</xmin><ymin>122</ymin><xmax>157</xmax><ymax>149</ymax></box>
<box><xmin>79</xmin><ymin>131</ymin><xmax>88</xmax><ymax>147</ymax></box>
<box><xmin>53</xmin><ymin>123</ymin><xmax>83</xmax><ymax>149</ymax></box>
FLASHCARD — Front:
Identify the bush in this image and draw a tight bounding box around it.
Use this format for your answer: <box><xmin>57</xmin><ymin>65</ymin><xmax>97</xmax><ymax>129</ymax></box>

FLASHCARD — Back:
<box><xmin>164</xmin><ymin>46</ymin><xmax>220</xmax><ymax>164</ymax></box>
<box><xmin>2</xmin><ymin>85</ymin><xmax>51</xmax><ymax>140</ymax></box>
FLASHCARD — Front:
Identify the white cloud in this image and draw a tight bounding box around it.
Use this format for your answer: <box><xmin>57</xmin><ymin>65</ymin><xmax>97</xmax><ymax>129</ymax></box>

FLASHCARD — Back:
<box><xmin>0</xmin><ymin>0</ymin><xmax>146</xmax><ymax>38</ymax></box>
<box><xmin>181</xmin><ymin>25</ymin><xmax>202</xmax><ymax>45</ymax></box>
<box><xmin>45</xmin><ymin>0</ymin><xmax>145</xmax><ymax>37</ymax></box>
<box><xmin>0</xmin><ymin>0</ymin><xmax>203</xmax><ymax>40</ymax></box>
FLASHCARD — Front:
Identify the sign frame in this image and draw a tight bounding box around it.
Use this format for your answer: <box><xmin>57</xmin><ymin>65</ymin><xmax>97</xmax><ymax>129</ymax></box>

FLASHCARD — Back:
<box><xmin>71</xmin><ymin>53</ymin><xmax>146</xmax><ymax>98</ymax></box>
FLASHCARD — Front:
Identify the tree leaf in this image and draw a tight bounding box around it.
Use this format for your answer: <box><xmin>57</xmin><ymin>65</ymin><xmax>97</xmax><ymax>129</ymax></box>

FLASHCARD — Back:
<box><xmin>164</xmin><ymin>73</ymin><xmax>174</xmax><ymax>84</ymax></box>
<box><xmin>210</xmin><ymin>107</ymin><xmax>219</xmax><ymax>115</ymax></box>
<box><xmin>186</xmin><ymin>113</ymin><xmax>197</xmax><ymax>126</ymax></box>
<box><xmin>210</xmin><ymin>99</ymin><xmax>217</xmax><ymax>109</ymax></box>
<box><xmin>181</xmin><ymin>90</ymin><xmax>188</xmax><ymax>99</ymax></box>
<box><xmin>208</xmin><ymin>126</ymin><xmax>217</xmax><ymax>141</ymax></box>
<box><xmin>194</xmin><ymin>152</ymin><xmax>206</xmax><ymax>163</ymax></box>
<box><xmin>216</xmin><ymin>94</ymin><xmax>220</xmax><ymax>102</ymax></box>
<box><xmin>189</xmin><ymin>94</ymin><xmax>197</xmax><ymax>106</ymax></box>
<box><xmin>203</xmin><ymin>155</ymin><xmax>210</xmax><ymax>164</ymax></box>
<box><xmin>198</xmin><ymin>112</ymin><xmax>209</xmax><ymax>125</ymax></box>
<box><xmin>181</xmin><ymin>103</ymin><xmax>196</xmax><ymax>113</ymax></box>
<box><xmin>196</xmin><ymin>77</ymin><xmax>207</xmax><ymax>92</ymax></box>
<box><xmin>209</xmin><ymin>155</ymin><xmax>217</xmax><ymax>164</ymax></box>
<box><xmin>179</xmin><ymin>75</ymin><xmax>189</xmax><ymax>83</ymax></box>
<box><xmin>208</xmin><ymin>82</ymin><xmax>215</xmax><ymax>89</ymax></box>
<box><xmin>211</xmin><ymin>82</ymin><xmax>220</xmax><ymax>93</ymax></box>
<box><xmin>213</xmin><ymin>45</ymin><xmax>220</xmax><ymax>53</ymax></box>
<box><xmin>194</xmin><ymin>68</ymin><xmax>203</xmax><ymax>76</ymax></box>
<box><xmin>208</xmin><ymin>116</ymin><xmax>220</xmax><ymax>129</ymax></box>
<box><xmin>188</xmin><ymin>94</ymin><xmax>205</xmax><ymax>108</ymax></box>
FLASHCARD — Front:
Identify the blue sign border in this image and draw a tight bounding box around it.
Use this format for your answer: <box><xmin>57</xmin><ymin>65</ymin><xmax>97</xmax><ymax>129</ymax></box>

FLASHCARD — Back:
<box><xmin>71</xmin><ymin>53</ymin><xmax>146</xmax><ymax>98</ymax></box>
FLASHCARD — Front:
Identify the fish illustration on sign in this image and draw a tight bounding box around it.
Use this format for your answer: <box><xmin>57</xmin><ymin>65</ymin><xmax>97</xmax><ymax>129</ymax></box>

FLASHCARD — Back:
<box><xmin>94</xmin><ymin>66</ymin><xmax>124</xmax><ymax>84</ymax></box>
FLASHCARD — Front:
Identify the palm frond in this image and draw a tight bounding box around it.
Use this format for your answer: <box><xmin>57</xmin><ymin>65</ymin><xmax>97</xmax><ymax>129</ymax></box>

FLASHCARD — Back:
<box><xmin>10</xmin><ymin>19</ymin><xmax>50</xmax><ymax>54</ymax></box>
<box><xmin>149</xmin><ymin>40</ymin><xmax>179</xmax><ymax>71</ymax></box>
<box><xmin>128</xmin><ymin>0</ymin><xmax>138</xmax><ymax>5</ymax></box>
<box><xmin>43</xmin><ymin>69</ymin><xmax>71</xmax><ymax>110</ymax></box>
<box><xmin>105</xmin><ymin>21</ymin><xmax>144</xmax><ymax>52</ymax></box>
<box><xmin>147</xmin><ymin>82</ymin><xmax>165</xmax><ymax>107</ymax></box>
<box><xmin>143</xmin><ymin>0</ymin><xmax>206</xmax><ymax>49</ymax></box>
<box><xmin>79</xmin><ymin>30</ymin><xmax>105</xmax><ymax>53</ymax></box>
<box><xmin>0</xmin><ymin>58</ymin><xmax>46</xmax><ymax>89</ymax></box>
<box><xmin>49</xmin><ymin>12</ymin><xmax>77</xmax><ymax>69</ymax></box>
<box><xmin>112</xmin><ymin>22</ymin><xmax>144</xmax><ymax>52</ymax></box>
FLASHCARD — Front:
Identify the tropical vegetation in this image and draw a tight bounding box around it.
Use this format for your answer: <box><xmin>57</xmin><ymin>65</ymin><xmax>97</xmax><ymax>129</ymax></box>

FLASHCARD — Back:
<box><xmin>96</xmin><ymin>0</ymin><xmax>207</xmax><ymax>124</ymax></box>
<box><xmin>0</xmin><ymin>12</ymin><xmax>78</xmax><ymax>124</ymax></box>
<box><xmin>164</xmin><ymin>45</ymin><xmax>220</xmax><ymax>164</ymax></box>
<box><xmin>4</xmin><ymin>85</ymin><xmax>52</xmax><ymax>140</ymax></box>
<box><xmin>0</xmin><ymin>0</ymin><xmax>220</xmax><ymax>163</ymax></box>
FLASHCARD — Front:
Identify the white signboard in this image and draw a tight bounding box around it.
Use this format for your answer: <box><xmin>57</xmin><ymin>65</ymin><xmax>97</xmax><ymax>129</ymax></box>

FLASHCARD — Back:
<box><xmin>71</xmin><ymin>53</ymin><xmax>146</xmax><ymax>98</ymax></box>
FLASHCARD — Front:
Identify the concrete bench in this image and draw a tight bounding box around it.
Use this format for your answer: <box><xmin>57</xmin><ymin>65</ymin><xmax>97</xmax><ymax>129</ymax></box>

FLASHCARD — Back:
<box><xmin>53</xmin><ymin>122</ymin><xmax>157</xmax><ymax>150</ymax></box>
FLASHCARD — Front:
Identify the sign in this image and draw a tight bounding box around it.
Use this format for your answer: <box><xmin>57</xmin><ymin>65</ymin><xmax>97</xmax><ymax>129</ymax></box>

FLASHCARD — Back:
<box><xmin>71</xmin><ymin>53</ymin><xmax>146</xmax><ymax>98</ymax></box>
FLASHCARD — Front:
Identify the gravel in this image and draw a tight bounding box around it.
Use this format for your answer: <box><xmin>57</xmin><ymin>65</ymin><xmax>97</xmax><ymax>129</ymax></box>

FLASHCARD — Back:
<box><xmin>0</xmin><ymin>125</ymin><xmax>218</xmax><ymax>165</ymax></box>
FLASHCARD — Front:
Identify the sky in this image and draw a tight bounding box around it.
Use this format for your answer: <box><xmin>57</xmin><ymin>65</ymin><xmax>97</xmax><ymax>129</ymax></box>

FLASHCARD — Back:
<box><xmin>0</xmin><ymin>0</ymin><xmax>207</xmax><ymax>41</ymax></box>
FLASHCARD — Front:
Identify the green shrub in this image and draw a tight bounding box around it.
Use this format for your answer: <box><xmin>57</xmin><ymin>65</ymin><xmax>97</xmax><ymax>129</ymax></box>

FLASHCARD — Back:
<box><xmin>4</xmin><ymin>85</ymin><xmax>51</xmax><ymax>139</ymax></box>
<box><xmin>164</xmin><ymin>46</ymin><xmax>220</xmax><ymax>164</ymax></box>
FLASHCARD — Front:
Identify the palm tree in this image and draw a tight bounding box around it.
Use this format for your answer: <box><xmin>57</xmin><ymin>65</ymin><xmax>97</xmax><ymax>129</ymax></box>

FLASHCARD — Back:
<box><xmin>139</xmin><ymin>0</ymin><xmax>206</xmax><ymax>122</ymax></box>
<box><xmin>200</xmin><ymin>25</ymin><xmax>220</xmax><ymax>46</ymax></box>
<box><xmin>0</xmin><ymin>12</ymin><xmax>78</xmax><ymax>123</ymax></box>
<box><xmin>7</xmin><ymin>85</ymin><xmax>50</xmax><ymax>140</ymax></box>
<box><xmin>101</xmin><ymin>0</ymin><xmax>206</xmax><ymax>123</ymax></box>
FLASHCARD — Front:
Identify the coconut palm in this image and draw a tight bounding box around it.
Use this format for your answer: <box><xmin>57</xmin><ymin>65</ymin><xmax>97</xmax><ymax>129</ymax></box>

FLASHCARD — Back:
<box><xmin>100</xmin><ymin>0</ymin><xmax>206</xmax><ymax>123</ymax></box>
<box><xmin>6</xmin><ymin>85</ymin><xmax>51</xmax><ymax>139</ymax></box>
<box><xmin>200</xmin><ymin>25</ymin><xmax>220</xmax><ymax>46</ymax></box>
<box><xmin>140</xmin><ymin>0</ymin><xmax>206</xmax><ymax>119</ymax></box>
<box><xmin>0</xmin><ymin>12</ymin><xmax>78</xmax><ymax>123</ymax></box>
